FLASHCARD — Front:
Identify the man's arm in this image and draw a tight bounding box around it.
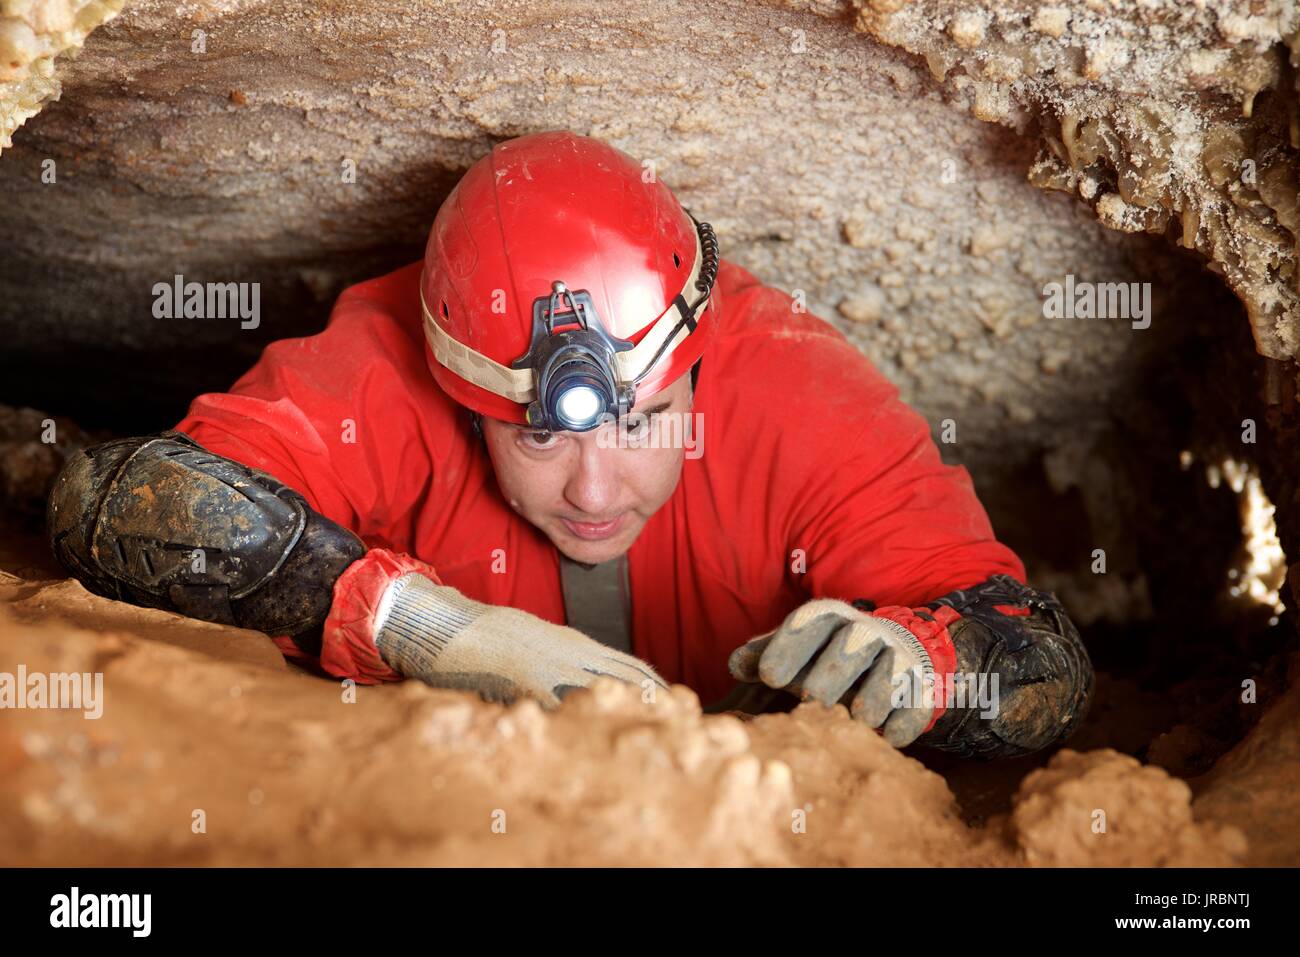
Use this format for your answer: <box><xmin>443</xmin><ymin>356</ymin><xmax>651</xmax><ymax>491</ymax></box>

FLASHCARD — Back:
<box><xmin>788</xmin><ymin>379</ymin><xmax>1094</xmax><ymax>757</ymax></box>
<box><xmin>46</xmin><ymin>430</ymin><xmax>664</xmax><ymax>702</ymax></box>
<box><xmin>46</xmin><ymin>430</ymin><xmax>365</xmax><ymax>653</ymax></box>
<box><xmin>718</xmin><ymin>275</ymin><xmax>1092</xmax><ymax>756</ymax></box>
<box><xmin>902</xmin><ymin>575</ymin><xmax>1093</xmax><ymax>757</ymax></box>
<box><xmin>47</xmin><ymin>266</ymin><xmax>665</xmax><ymax>703</ymax></box>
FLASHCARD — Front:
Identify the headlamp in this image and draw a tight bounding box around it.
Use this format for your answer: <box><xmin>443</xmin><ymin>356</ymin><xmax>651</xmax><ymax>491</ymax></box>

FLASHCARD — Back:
<box><xmin>511</xmin><ymin>281</ymin><xmax>637</xmax><ymax>433</ymax></box>
<box><xmin>507</xmin><ymin>218</ymin><xmax>717</xmax><ymax>433</ymax></box>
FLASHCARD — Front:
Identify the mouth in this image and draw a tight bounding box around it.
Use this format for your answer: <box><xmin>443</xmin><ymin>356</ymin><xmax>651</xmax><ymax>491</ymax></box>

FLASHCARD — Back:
<box><xmin>560</xmin><ymin>513</ymin><xmax>629</xmax><ymax>541</ymax></box>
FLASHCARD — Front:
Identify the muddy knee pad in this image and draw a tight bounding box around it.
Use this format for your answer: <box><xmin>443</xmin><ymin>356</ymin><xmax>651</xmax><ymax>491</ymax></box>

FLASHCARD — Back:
<box><xmin>916</xmin><ymin>576</ymin><xmax>1094</xmax><ymax>759</ymax></box>
<box><xmin>47</xmin><ymin>430</ymin><xmax>364</xmax><ymax>647</ymax></box>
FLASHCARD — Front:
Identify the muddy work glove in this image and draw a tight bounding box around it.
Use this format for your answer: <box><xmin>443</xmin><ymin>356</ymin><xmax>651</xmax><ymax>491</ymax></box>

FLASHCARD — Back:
<box><xmin>728</xmin><ymin>598</ymin><xmax>957</xmax><ymax>747</ymax></box>
<box><xmin>349</xmin><ymin>560</ymin><xmax>666</xmax><ymax>708</ymax></box>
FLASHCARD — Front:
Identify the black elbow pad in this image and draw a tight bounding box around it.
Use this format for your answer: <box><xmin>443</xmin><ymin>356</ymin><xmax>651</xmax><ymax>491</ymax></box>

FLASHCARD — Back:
<box><xmin>916</xmin><ymin>575</ymin><xmax>1094</xmax><ymax>759</ymax></box>
<box><xmin>46</xmin><ymin>431</ymin><xmax>365</xmax><ymax>644</ymax></box>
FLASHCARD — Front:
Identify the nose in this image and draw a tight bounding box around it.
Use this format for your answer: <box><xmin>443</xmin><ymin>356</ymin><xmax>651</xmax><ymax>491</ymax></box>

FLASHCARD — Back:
<box><xmin>562</xmin><ymin>434</ymin><xmax>619</xmax><ymax>516</ymax></box>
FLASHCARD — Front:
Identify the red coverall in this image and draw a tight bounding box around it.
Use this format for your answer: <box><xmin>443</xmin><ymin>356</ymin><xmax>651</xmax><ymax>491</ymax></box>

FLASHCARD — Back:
<box><xmin>176</xmin><ymin>258</ymin><xmax>1024</xmax><ymax>705</ymax></box>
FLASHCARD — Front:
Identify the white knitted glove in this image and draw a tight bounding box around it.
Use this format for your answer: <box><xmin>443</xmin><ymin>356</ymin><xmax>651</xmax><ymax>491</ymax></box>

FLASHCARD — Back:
<box><xmin>373</xmin><ymin>573</ymin><xmax>667</xmax><ymax>708</ymax></box>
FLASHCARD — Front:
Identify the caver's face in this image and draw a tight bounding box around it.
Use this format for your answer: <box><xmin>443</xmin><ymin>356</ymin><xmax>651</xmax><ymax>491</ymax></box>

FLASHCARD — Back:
<box><xmin>482</xmin><ymin>372</ymin><xmax>695</xmax><ymax>564</ymax></box>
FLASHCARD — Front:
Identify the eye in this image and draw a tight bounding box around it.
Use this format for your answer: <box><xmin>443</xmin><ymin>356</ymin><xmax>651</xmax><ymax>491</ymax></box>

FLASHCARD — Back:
<box><xmin>519</xmin><ymin>429</ymin><xmax>560</xmax><ymax>451</ymax></box>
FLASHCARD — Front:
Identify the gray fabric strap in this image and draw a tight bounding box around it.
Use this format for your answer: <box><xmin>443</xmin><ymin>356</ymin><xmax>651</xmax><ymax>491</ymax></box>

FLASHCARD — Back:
<box><xmin>559</xmin><ymin>553</ymin><xmax>633</xmax><ymax>654</ymax></box>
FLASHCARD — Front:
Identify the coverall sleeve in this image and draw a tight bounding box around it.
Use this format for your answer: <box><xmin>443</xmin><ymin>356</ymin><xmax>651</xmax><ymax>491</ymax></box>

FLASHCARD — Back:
<box><xmin>172</xmin><ymin>268</ymin><xmax>459</xmax><ymax>682</ymax></box>
<box><xmin>717</xmin><ymin>272</ymin><xmax>1025</xmax><ymax>609</ymax></box>
<box><xmin>173</xmin><ymin>267</ymin><xmax>448</xmax><ymax>553</ymax></box>
<box><xmin>789</xmin><ymin>333</ymin><xmax>1024</xmax><ymax>607</ymax></box>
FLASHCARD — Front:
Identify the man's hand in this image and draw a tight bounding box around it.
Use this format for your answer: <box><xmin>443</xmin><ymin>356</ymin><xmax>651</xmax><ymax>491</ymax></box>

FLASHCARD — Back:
<box><xmin>728</xmin><ymin>598</ymin><xmax>937</xmax><ymax>747</ymax></box>
<box><xmin>373</xmin><ymin>572</ymin><xmax>667</xmax><ymax>708</ymax></box>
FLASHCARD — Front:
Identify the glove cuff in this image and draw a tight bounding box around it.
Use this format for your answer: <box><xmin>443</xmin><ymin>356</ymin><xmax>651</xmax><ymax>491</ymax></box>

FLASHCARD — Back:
<box><xmin>373</xmin><ymin>574</ymin><xmax>483</xmax><ymax>678</ymax></box>
<box><xmin>871</xmin><ymin>604</ymin><xmax>961</xmax><ymax>730</ymax></box>
<box><xmin>320</xmin><ymin>548</ymin><xmax>443</xmax><ymax>684</ymax></box>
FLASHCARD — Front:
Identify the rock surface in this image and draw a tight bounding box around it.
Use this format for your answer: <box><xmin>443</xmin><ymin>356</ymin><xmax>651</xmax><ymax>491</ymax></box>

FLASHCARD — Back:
<box><xmin>0</xmin><ymin>575</ymin><xmax>1278</xmax><ymax>866</ymax></box>
<box><xmin>0</xmin><ymin>1</ymin><xmax>124</xmax><ymax>149</ymax></box>
<box><xmin>0</xmin><ymin>0</ymin><xmax>1232</xmax><ymax>484</ymax></box>
<box><xmin>848</xmin><ymin>0</ymin><xmax>1300</xmax><ymax>360</ymax></box>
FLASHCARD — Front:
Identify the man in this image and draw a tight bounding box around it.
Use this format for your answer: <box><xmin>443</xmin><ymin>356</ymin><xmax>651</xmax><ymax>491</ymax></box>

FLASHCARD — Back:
<box><xmin>47</xmin><ymin>131</ymin><xmax>1092</xmax><ymax>757</ymax></box>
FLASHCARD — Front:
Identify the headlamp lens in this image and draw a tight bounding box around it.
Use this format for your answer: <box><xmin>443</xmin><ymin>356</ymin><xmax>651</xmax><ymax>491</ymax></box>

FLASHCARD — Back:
<box><xmin>554</xmin><ymin>383</ymin><xmax>604</xmax><ymax>431</ymax></box>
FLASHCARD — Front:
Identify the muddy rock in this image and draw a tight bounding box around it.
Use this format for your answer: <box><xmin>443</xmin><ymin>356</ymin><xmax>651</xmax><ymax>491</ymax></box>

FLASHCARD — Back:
<box><xmin>1193</xmin><ymin>652</ymin><xmax>1300</xmax><ymax>867</ymax></box>
<box><xmin>1</xmin><ymin>576</ymin><xmax>1291</xmax><ymax>866</ymax></box>
<box><xmin>1008</xmin><ymin>749</ymin><xmax>1247</xmax><ymax>866</ymax></box>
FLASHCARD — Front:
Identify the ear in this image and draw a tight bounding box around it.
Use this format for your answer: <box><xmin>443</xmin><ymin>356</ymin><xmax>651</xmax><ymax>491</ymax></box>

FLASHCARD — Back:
<box><xmin>687</xmin><ymin>358</ymin><xmax>702</xmax><ymax>410</ymax></box>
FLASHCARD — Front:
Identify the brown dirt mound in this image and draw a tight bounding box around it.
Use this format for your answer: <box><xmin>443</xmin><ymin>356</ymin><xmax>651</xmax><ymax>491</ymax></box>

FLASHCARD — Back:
<box><xmin>2</xmin><ymin>574</ymin><xmax>1286</xmax><ymax>866</ymax></box>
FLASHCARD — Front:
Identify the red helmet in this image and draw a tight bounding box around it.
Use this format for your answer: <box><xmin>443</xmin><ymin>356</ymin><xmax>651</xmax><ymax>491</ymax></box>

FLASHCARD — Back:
<box><xmin>419</xmin><ymin>131</ymin><xmax>718</xmax><ymax>430</ymax></box>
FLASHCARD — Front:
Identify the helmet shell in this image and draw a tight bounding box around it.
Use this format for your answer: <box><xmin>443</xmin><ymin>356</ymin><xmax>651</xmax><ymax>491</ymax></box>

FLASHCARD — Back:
<box><xmin>420</xmin><ymin>131</ymin><xmax>713</xmax><ymax>424</ymax></box>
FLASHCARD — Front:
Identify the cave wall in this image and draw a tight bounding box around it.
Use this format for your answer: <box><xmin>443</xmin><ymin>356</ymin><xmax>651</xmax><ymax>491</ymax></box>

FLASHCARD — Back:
<box><xmin>846</xmin><ymin>0</ymin><xmax>1300</xmax><ymax>358</ymax></box>
<box><xmin>1</xmin><ymin>0</ymin><xmax>1298</xmax><ymax>621</ymax></box>
<box><xmin>0</xmin><ymin>2</ymin><xmax>124</xmax><ymax>149</ymax></box>
<box><xmin>0</xmin><ymin>1</ymin><xmax>1209</xmax><ymax>463</ymax></box>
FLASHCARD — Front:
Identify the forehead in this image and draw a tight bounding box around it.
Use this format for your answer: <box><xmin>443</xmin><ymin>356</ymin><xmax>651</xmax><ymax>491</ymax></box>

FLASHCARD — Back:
<box><xmin>632</xmin><ymin>372</ymin><xmax>691</xmax><ymax>411</ymax></box>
